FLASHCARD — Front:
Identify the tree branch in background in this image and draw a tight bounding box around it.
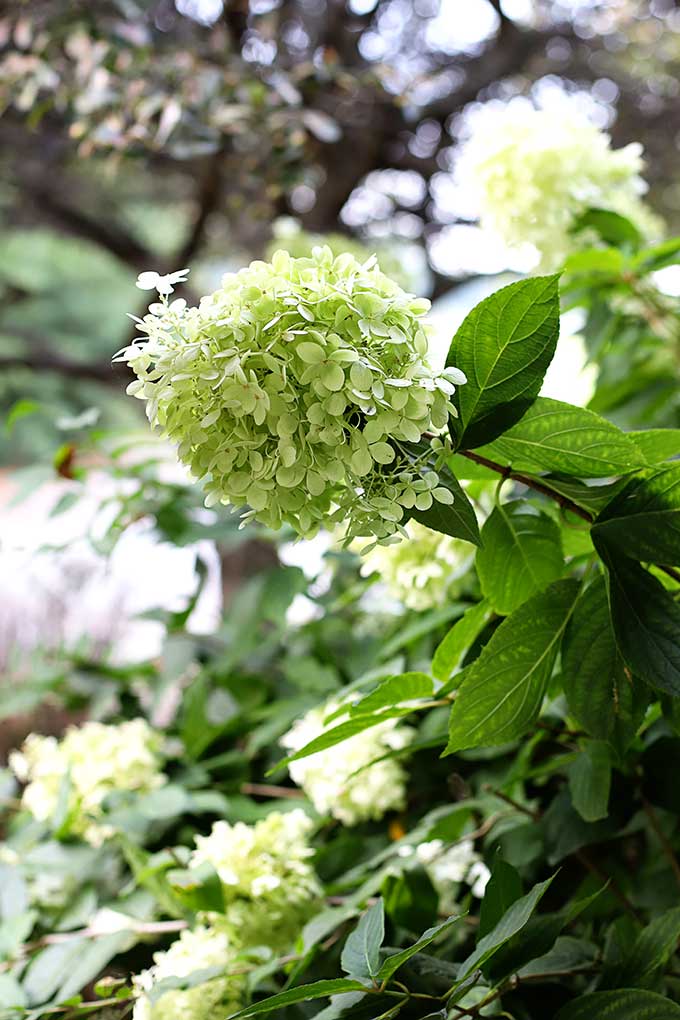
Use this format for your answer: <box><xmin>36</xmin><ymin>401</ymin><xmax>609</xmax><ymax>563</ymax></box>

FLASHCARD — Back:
<box><xmin>23</xmin><ymin>183</ymin><xmax>153</xmax><ymax>271</ymax></box>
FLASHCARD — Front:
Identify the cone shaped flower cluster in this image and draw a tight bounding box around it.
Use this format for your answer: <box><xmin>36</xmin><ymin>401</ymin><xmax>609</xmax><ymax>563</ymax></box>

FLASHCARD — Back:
<box><xmin>355</xmin><ymin>519</ymin><xmax>475</xmax><ymax>611</ymax></box>
<box><xmin>462</xmin><ymin>105</ymin><xmax>660</xmax><ymax>268</ymax></box>
<box><xmin>189</xmin><ymin>809</ymin><xmax>322</xmax><ymax>951</ymax></box>
<box><xmin>282</xmin><ymin>700</ymin><xmax>414</xmax><ymax>824</ymax></box>
<box><xmin>132</xmin><ymin>926</ymin><xmax>245</xmax><ymax>1020</ymax></box>
<box><xmin>133</xmin><ymin>810</ymin><xmax>321</xmax><ymax>1017</ymax></box>
<box><xmin>9</xmin><ymin>719</ymin><xmax>166</xmax><ymax>846</ymax></box>
<box><xmin>119</xmin><ymin>248</ymin><xmax>465</xmax><ymax>542</ymax></box>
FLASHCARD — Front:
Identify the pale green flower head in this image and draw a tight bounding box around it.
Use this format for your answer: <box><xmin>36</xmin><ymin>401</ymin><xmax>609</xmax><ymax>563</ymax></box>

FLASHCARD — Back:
<box><xmin>118</xmin><ymin>248</ymin><xmax>465</xmax><ymax>542</ymax></box>
<box><xmin>9</xmin><ymin>719</ymin><xmax>166</xmax><ymax>846</ymax></box>
<box><xmin>353</xmin><ymin>519</ymin><xmax>474</xmax><ymax>612</ymax></box>
<box><xmin>132</xmin><ymin>924</ymin><xmax>245</xmax><ymax>1020</ymax></box>
<box><xmin>189</xmin><ymin>809</ymin><xmax>322</xmax><ymax>950</ymax></box>
<box><xmin>281</xmin><ymin>700</ymin><xmax>414</xmax><ymax>825</ymax></box>
<box><xmin>461</xmin><ymin>104</ymin><xmax>662</xmax><ymax>269</ymax></box>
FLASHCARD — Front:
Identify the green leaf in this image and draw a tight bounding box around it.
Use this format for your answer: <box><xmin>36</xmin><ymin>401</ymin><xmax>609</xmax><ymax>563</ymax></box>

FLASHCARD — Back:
<box><xmin>270</xmin><ymin>708</ymin><xmax>413</xmax><ymax>774</ymax></box>
<box><xmin>382</xmin><ymin>869</ymin><xmax>438</xmax><ymax>932</ymax></box>
<box><xmin>561</xmin><ymin>576</ymin><xmax>645</xmax><ymax>750</ymax></box>
<box><xmin>227</xmin><ymin>979</ymin><xmax>371</xmax><ymax>1019</ymax></box>
<box><xmin>477</xmin><ymin>398</ymin><xmax>646</xmax><ymax>478</ymax></box>
<box><xmin>632</xmin><ymin>429</ymin><xmax>680</xmax><ymax>465</ymax></box>
<box><xmin>341</xmin><ymin>900</ymin><xmax>385</xmax><ymax>980</ymax></box>
<box><xmin>604</xmin><ymin>907</ymin><xmax>680</xmax><ymax>989</ymax></box>
<box><xmin>568</xmin><ymin>741</ymin><xmax>611</xmax><ymax>822</ymax></box>
<box><xmin>351</xmin><ymin>673</ymin><xmax>433</xmax><ymax>715</ymax></box>
<box><xmin>593</xmin><ymin>464</ymin><xmax>680</xmax><ymax>566</ymax></box>
<box><xmin>432</xmin><ymin>601</ymin><xmax>490</xmax><ymax>682</ymax></box>
<box><xmin>599</xmin><ymin>550</ymin><xmax>680</xmax><ymax>697</ymax></box>
<box><xmin>375</xmin><ymin>914</ymin><xmax>463</xmax><ymax>984</ymax></box>
<box><xmin>478</xmin><ymin>856</ymin><xmax>523</xmax><ymax>939</ymax></box>
<box><xmin>476</xmin><ymin>502</ymin><xmax>564</xmax><ymax>615</ymax></box>
<box><xmin>571</xmin><ymin>207</ymin><xmax>643</xmax><ymax>247</ymax></box>
<box><xmin>447</xmin><ymin>275</ymin><xmax>561</xmax><ymax>449</ymax></box>
<box><xmin>445</xmin><ymin>580</ymin><xmax>580</xmax><ymax>752</ymax></box>
<box><xmin>632</xmin><ymin>236</ymin><xmax>680</xmax><ymax>273</ymax></box>
<box><xmin>455</xmin><ymin>877</ymin><xmax>554</xmax><ymax>985</ymax></box>
<box><xmin>556</xmin><ymin>990</ymin><xmax>680</xmax><ymax>1020</ymax></box>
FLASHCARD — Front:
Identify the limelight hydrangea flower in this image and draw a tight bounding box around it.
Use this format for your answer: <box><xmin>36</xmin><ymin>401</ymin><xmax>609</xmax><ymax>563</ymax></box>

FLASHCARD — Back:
<box><xmin>189</xmin><ymin>810</ymin><xmax>322</xmax><ymax>950</ymax></box>
<box><xmin>461</xmin><ymin>104</ymin><xmax>661</xmax><ymax>269</ymax></box>
<box><xmin>281</xmin><ymin>701</ymin><xmax>414</xmax><ymax>825</ymax></box>
<box><xmin>117</xmin><ymin>248</ymin><xmax>465</xmax><ymax>542</ymax></box>
<box><xmin>9</xmin><ymin>719</ymin><xmax>166</xmax><ymax>846</ymax></box>
<box><xmin>398</xmin><ymin>838</ymin><xmax>490</xmax><ymax>912</ymax></box>
<box><xmin>354</xmin><ymin>519</ymin><xmax>474</xmax><ymax>611</ymax></box>
<box><xmin>132</xmin><ymin>924</ymin><xmax>245</xmax><ymax>1020</ymax></box>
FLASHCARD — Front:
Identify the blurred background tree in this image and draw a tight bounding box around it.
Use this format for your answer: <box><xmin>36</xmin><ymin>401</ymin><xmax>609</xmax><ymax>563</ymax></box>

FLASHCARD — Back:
<box><xmin>2</xmin><ymin>0</ymin><xmax>680</xmax><ymax>461</ymax></box>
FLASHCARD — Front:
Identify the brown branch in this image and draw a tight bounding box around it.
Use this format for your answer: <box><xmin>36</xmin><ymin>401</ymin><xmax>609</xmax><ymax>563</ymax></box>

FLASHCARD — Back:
<box><xmin>0</xmin><ymin>351</ymin><xmax>122</xmax><ymax>386</ymax></box>
<box><xmin>23</xmin><ymin>183</ymin><xmax>152</xmax><ymax>271</ymax></box>
<box><xmin>460</xmin><ymin>449</ymin><xmax>594</xmax><ymax>523</ymax></box>
<box><xmin>642</xmin><ymin>796</ymin><xmax>680</xmax><ymax>890</ymax></box>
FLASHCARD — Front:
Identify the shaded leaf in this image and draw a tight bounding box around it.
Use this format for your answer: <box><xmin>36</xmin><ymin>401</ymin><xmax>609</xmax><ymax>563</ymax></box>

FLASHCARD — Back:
<box><xmin>432</xmin><ymin>601</ymin><xmax>491</xmax><ymax>682</ymax></box>
<box><xmin>476</xmin><ymin>502</ymin><xmax>564</xmax><ymax>615</ymax></box>
<box><xmin>556</xmin><ymin>990</ymin><xmax>680</xmax><ymax>1020</ymax></box>
<box><xmin>445</xmin><ymin>580</ymin><xmax>580</xmax><ymax>752</ymax></box>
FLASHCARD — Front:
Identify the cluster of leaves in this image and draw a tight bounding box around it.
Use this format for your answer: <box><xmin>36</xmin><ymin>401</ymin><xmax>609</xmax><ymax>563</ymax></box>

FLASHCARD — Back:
<box><xmin>2</xmin><ymin>207</ymin><xmax>680</xmax><ymax>1020</ymax></box>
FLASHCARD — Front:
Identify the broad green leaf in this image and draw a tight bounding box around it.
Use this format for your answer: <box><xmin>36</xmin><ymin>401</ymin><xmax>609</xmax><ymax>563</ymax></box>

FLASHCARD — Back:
<box><xmin>477</xmin><ymin>398</ymin><xmax>645</xmax><ymax>478</ymax></box>
<box><xmin>227</xmin><ymin>979</ymin><xmax>371</xmax><ymax>1019</ymax></box>
<box><xmin>599</xmin><ymin>550</ymin><xmax>680</xmax><ymax>698</ymax></box>
<box><xmin>270</xmin><ymin>708</ymin><xmax>413</xmax><ymax>774</ymax></box>
<box><xmin>445</xmin><ymin>580</ymin><xmax>580</xmax><ymax>752</ymax></box>
<box><xmin>562</xmin><ymin>577</ymin><xmax>645</xmax><ymax>750</ymax></box>
<box><xmin>478</xmin><ymin>856</ymin><xmax>523</xmax><ymax>939</ymax></box>
<box><xmin>571</xmin><ymin>207</ymin><xmax>643</xmax><ymax>247</ymax></box>
<box><xmin>632</xmin><ymin>429</ymin><xmax>680</xmax><ymax>464</ymax></box>
<box><xmin>432</xmin><ymin>601</ymin><xmax>490</xmax><ymax>682</ymax></box>
<box><xmin>476</xmin><ymin>502</ymin><xmax>564</xmax><ymax>615</ymax></box>
<box><xmin>455</xmin><ymin>877</ymin><xmax>554</xmax><ymax>984</ymax></box>
<box><xmin>517</xmin><ymin>935</ymin><xmax>597</xmax><ymax>978</ymax></box>
<box><xmin>375</xmin><ymin>913</ymin><xmax>463</xmax><ymax>984</ymax></box>
<box><xmin>563</xmin><ymin>247</ymin><xmax>624</xmax><ymax>277</ymax></box>
<box><xmin>604</xmin><ymin>907</ymin><xmax>680</xmax><ymax>989</ymax></box>
<box><xmin>529</xmin><ymin>475</ymin><xmax>628</xmax><ymax>516</ymax></box>
<box><xmin>568</xmin><ymin>741</ymin><xmax>611</xmax><ymax>822</ymax></box>
<box><xmin>351</xmin><ymin>673</ymin><xmax>433</xmax><ymax>715</ymax></box>
<box><xmin>556</xmin><ymin>990</ymin><xmax>680</xmax><ymax>1020</ymax></box>
<box><xmin>447</xmin><ymin>275</ymin><xmax>560</xmax><ymax>449</ymax></box>
<box><xmin>340</xmin><ymin>900</ymin><xmax>385</xmax><ymax>980</ymax></box>
<box><xmin>632</xmin><ymin>236</ymin><xmax>680</xmax><ymax>273</ymax></box>
<box><xmin>593</xmin><ymin>464</ymin><xmax>680</xmax><ymax>566</ymax></box>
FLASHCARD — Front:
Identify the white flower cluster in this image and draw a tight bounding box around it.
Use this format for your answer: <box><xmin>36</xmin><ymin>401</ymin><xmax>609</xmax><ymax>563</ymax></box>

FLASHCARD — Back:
<box><xmin>400</xmin><ymin>838</ymin><xmax>490</xmax><ymax>913</ymax></box>
<box><xmin>132</xmin><ymin>925</ymin><xmax>245</xmax><ymax>1020</ymax></box>
<box><xmin>119</xmin><ymin>248</ymin><xmax>465</xmax><ymax>543</ymax></box>
<box><xmin>461</xmin><ymin>104</ymin><xmax>660</xmax><ymax>268</ymax></box>
<box><xmin>281</xmin><ymin>701</ymin><xmax>414</xmax><ymax>825</ymax></box>
<box><xmin>189</xmin><ymin>809</ymin><xmax>322</xmax><ymax>950</ymax></box>
<box><xmin>132</xmin><ymin>810</ymin><xmax>321</xmax><ymax>1018</ymax></box>
<box><xmin>355</xmin><ymin>519</ymin><xmax>474</xmax><ymax>611</ymax></box>
<box><xmin>9</xmin><ymin>719</ymin><xmax>166</xmax><ymax>846</ymax></box>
